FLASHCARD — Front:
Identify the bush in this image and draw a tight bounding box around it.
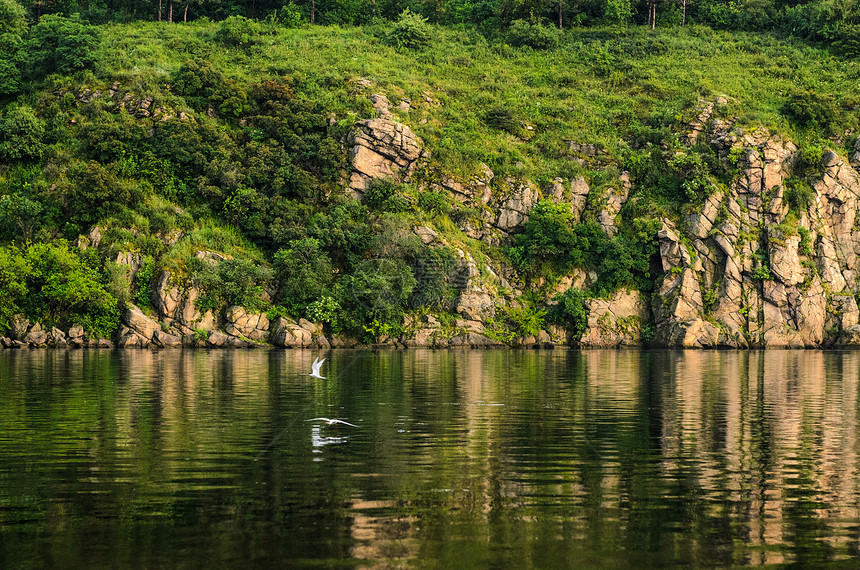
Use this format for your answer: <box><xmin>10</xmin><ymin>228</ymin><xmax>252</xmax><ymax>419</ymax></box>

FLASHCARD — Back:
<box><xmin>273</xmin><ymin>237</ymin><xmax>335</xmax><ymax>314</ymax></box>
<box><xmin>173</xmin><ymin>58</ymin><xmax>249</xmax><ymax>118</ymax></box>
<box><xmin>0</xmin><ymin>0</ymin><xmax>25</xmax><ymax>96</ymax></box>
<box><xmin>781</xmin><ymin>89</ymin><xmax>838</xmax><ymax>133</ymax></box>
<box><xmin>506</xmin><ymin>20</ymin><xmax>561</xmax><ymax>50</ymax></box>
<box><xmin>0</xmin><ymin>245</ymin><xmax>30</xmax><ymax>332</ymax></box>
<box><xmin>417</xmin><ymin>191</ymin><xmax>451</xmax><ymax>216</ymax></box>
<box><xmin>387</xmin><ymin>9</ymin><xmax>432</xmax><ymax>50</ymax></box>
<box><xmin>550</xmin><ymin>288</ymin><xmax>589</xmax><ymax>339</ymax></box>
<box><xmin>0</xmin><ymin>105</ymin><xmax>46</xmax><ymax>161</ymax></box>
<box><xmin>24</xmin><ymin>14</ymin><xmax>100</xmax><ymax>77</ymax></box>
<box><xmin>216</xmin><ymin>15</ymin><xmax>263</xmax><ymax>47</ymax></box>
<box><xmin>363</xmin><ymin>179</ymin><xmax>411</xmax><ymax>213</ymax></box>
<box><xmin>336</xmin><ymin>257</ymin><xmax>416</xmax><ymax>338</ymax></box>
<box><xmin>62</xmin><ymin>161</ymin><xmax>144</xmax><ymax>225</ymax></box>
<box><xmin>0</xmin><ymin>0</ymin><xmax>26</xmax><ymax>37</ymax></box>
<box><xmin>189</xmin><ymin>257</ymin><xmax>272</xmax><ymax>313</ymax></box>
<box><xmin>23</xmin><ymin>241</ymin><xmax>120</xmax><ymax>337</ymax></box>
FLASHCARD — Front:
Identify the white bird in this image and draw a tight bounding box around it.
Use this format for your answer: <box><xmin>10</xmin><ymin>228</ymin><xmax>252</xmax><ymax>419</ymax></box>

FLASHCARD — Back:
<box><xmin>309</xmin><ymin>356</ymin><xmax>327</xmax><ymax>379</ymax></box>
<box><xmin>306</xmin><ymin>417</ymin><xmax>358</xmax><ymax>427</ymax></box>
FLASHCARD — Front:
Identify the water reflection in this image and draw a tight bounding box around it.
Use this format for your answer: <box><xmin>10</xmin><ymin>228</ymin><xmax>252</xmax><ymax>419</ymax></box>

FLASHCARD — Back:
<box><xmin>2</xmin><ymin>349</ymin><xmax>860</xmax><ymax>567</ymax></box>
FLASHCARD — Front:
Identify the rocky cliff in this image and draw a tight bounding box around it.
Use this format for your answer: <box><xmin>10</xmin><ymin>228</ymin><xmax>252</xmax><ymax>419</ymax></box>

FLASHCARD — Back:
<box><xmin>5</xmin><ymin>94</ymin><xmax>860</xmax><ymax>351</ymax></box>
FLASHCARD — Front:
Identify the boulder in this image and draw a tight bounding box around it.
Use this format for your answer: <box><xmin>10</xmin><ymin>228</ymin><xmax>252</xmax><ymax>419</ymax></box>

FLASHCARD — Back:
<box><xmin>123</xmin><ymin>304</ymin><xmax>161</xmax><ymax>340</ymax></box>
<box><xmin>116</xmin><ymin>326</ymin><xmax>149</xmax><ymax>348</ymax></box>
<box><xmin>68</xmin><ymin>325</ymin><xmax>85</xmax><ymax>339</ymax></box>
<box><xmin>9</xmin><ymin>314</ymin><xmax>29</xmax><ymax>341</ymax></box>
<box><xmin>348</xmin><ymin>117</ymin><xmax>424</xmax><ymax>194</ymax></box>
<box><xmin>456</xmin><ymin>291</ymin><xmax>495</xmax><ymax>321</ymax></box>
<box><xmin>580</xmin><ymin>289</ymin><xmax>648</xmax><ymax>348</ymax></box>
<box><xmin>153</xmin><ymin>330</ymin><xmax>182</xmax><ymax>348</ymax></box>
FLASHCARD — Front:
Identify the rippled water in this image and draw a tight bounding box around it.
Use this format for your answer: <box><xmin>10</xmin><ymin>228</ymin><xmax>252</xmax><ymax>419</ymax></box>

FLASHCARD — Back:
<box><xmin>1</xmin><ymin>349</ymin><xmax>860</xmax><ymax>567</ymax></box>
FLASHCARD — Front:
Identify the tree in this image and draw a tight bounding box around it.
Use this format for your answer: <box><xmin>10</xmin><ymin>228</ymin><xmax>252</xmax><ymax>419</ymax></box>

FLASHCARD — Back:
<box><xmin>0</xmin><ymin>246</ymin><xmax>31</xmax><ymax>333</ymax></box>
<box><xmin>24</xmin><ymin>13</ymin><xmax>100</xmax><ymax>77</ymax></box>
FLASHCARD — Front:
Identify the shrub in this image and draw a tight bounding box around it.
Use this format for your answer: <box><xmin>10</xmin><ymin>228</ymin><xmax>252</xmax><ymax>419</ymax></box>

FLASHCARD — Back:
<box><xmin>24</xmin><ymin>14</ymin><xmax>100</xmax><ymax>78</ymax></box>
<box><xmin>550</xmin><ymin>288</ymin><xmax>589</xmax><ymax>339</ymax></box>
<box><xmin>417</xmin><ymin>191</ymin><xmax>451</xmax><ymax>216</ymax></box>
<box><xmin>387</xmin><ymin>9</ymin><xmax>432</xmax><ymax>50</ymax></box>
<box><xmin>23</xmin><ymin>241</ymin><xmax>120</xmax><ymax>338</ymax></box>
<box><xmin>409</xmin><ymin>246</ymin><xmax>458</xmax><ymax>310</ymax></box>
<box><xmin>483</xmin><ymin>106</ymin><xmax>523</xmax><ymax>136</ymax></box>
<box><xmin>273</xmin><ymin>237</ymin><xmax>335</xmax><ymax>314</ymax></box>
<box><xmin>134</xmin><ymin>256</ymin><xmax>157</xmax><ymax>308</ymax></box>
<box><xmin>0</xmin><ymin>105</ymin><xmax>46</xmax><ymax>161</ymax></box>
<box><xmin>62</xmin><ymin>161</ymin><xmax>144</xmax><ymax>225</ymax></box>
<box><xmin>190</xmin><ymin>257</ymin><xmax>272</xmax><ymax>313</ymax></box>
<box><xmin>0</xmin><ymin>0</ymin><xmax>26</xmax><ymax>37</ymax></box>
<box><xmin>336</xmin><ymin>257</ymin><xmax>416</xmax><ymax>338</ymax></box>
<box><xmin>781</xmin><ymin>89</ymin><xmax>838</xmax><ymax>133</ymax></box>
<box><xmin>306</xmin><ymin>295</ymin><xmax>340</xmax><ymax>328</ymax></box>
<box><xmin>216</xmin><ymin>15</ymin><xmax>263</xmax><ymax>47</ymax></box>
<box><xmin>506</xmin><ymin>20</ymin><xmax>561</xmax><ymax>50</ymax></box>
<box><xmin>0</xmin><ymin>193</ymin><xmax>43</xmax><ymax>241</ymax></box>
<box><xmin>784</xmin><ymin>178</ymin><xmax>815</xmax><ymax>214</ymax></box>
<box><xmin>363</xmin><ymin>179</ymin><xmax>411</xmax><ymax>213</ymax></box>
<box><xmin>173</xmin><ymin>58</ymin><xmax>249</xmax><ymax>118</ymax></box>
<box><xmin>0</xmin><ymin>0</ymin><xmax>25</xmax><ymax>96</ymax></box>
<box><xmin>0</xmin><ymin>245</ymin><xmax>30</xmax><ymax>332</ymax></box>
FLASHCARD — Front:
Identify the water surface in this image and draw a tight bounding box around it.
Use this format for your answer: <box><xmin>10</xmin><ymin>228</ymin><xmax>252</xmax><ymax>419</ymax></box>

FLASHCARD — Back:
<box><xmin>1</xmin><ymin>349</ymin><xmax>859</xmax><ymax>567</ymax></box>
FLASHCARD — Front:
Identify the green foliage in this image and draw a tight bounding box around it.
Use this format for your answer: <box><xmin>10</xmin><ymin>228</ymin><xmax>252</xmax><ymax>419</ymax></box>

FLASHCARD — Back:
<box><xmin>216</xmin><ymin>15</ymin><xmax>264</xmax><ymax>47</ymax></box>
<box><xmin>781</xmin><ymin>90</ymin><xmax>838</xmax><ymax>133</ymax></box>
<box><xmin>337</xmin><ymin>257</ymin><xmax>416</xmax><ymax>338</ymax></box>
<box><xmin>363</xmin><ymin>179</ymin><xmax>411</xmax><ymax>213</ymax></box>
<box><xmin>306</xmin><ymin>295</ymin><xmax>340</xmax><ymax>327</ymax></box>
<box><xmin>0</xmin><ymin>0</ymin><xmax>25</xmax><ymax>96</ymax></box>
<box><xmin>505</xmin><ymin>304</ymin><xmax>547</xmax><ymax>337</ymax></box>
<box><xmin>793</xmin><ymin>143</ymin><xmax>827</xmax><ymax>178</ymax></box>
<box><xmin>410</xmin><ymin>245</ymin><xmax>459</xmax><ymax>310</ymax></box>
<box><xmin>134</xmin><ymin>256</ymin><xmax>157</xmax><ymax>308</ymax></box>
<box><xmin>604</xmin><ymin>0</ymin><xmax>632</xmax><ymax>25</ymax></box>
<box><xmin>417</xmin><ymin>191</ymin><xmax>451</xmax><ymax>216</ymax></box>
<box><xmin>24</xmin><ymin>14</ymin><xmax>100</xmax><ymax>78</ymax></box>
<box><xmin>0</xmin><ymin>105</ymin><xmax>46</xmax><ymax>161</ymax></box>
<box><xmin>273</xmin><ymin>237</ymin><xmax>335</xmax><ymax>315</ymax></box>
<box><xmin>22</xmin><ymin>241</ymin><xmax>120</xmax><ymax>337</ymax></box>
<box><xmin>61</xmin><ymin>161</ymin><xmax>144</xmax><ymax>226</ymax></box>
<box><xmin>387</xmin><ymin>9</ymin><xmax>432</xmax><ymax>50</ymax></box>
<box><xmin>550</xmin><ymin>287</ymin><xmax>589</xmax><ymax>339</ymax></box>
<box><xmin>784</xmin><ymin>178</ymin><xmax>815</xmax><ymax>214</ymax></box>
<box><xmin>0</xmin><ymin>0</ymin><xmax>26</xmax><ymax>37</ymax></box>
<box><xmin>0</xmin><ymin>245</ymin><xmax>31</xmax><ymax>332</ymax></box>
<box><xmin>506</xmin><ymin>20</ymin><xmax>561</xmax><ymax>50</ymax></box>
<box><xmin>513</xmin><ymin>200</ymin><xmax>657</xmax><ymax>295</ymax></box>
<box><xmin>0</xmin><ymin>193</ymin><xmax>43</xmax><ymax>242</ymax></box>
<box><xmin>189</xmin><ymin>257</ymin><xmax>272</xmax><ymax>313</ymax></box>
<box><xmin>173</xmin><ymin>58</ymin><xmax>249</xmax><ymax>118</ymax></box>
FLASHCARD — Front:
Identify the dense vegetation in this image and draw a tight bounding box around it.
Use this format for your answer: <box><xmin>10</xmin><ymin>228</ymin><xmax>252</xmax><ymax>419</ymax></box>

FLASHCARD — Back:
<box><xmin>0</xmin><ymin>0</ymin><xmax>858</xmax><ymax>341</ymax></box>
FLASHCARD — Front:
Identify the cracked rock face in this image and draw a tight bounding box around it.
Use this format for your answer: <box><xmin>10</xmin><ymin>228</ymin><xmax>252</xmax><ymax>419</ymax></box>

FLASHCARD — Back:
<box><xmin>348</xmin><ymin>117</ymin><xmax>424</xmax><ymax>194</ymax></box>
<box><xmin>643</xmin><ymin>121</ymin><xmax>860</xmax><ymax>348</ymax></box>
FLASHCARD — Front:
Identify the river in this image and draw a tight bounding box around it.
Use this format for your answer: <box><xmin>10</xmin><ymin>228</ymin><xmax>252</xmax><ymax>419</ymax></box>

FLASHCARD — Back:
<box><xmin>1</xmin><ymin>348</ymin><xmax>859</xmax><ymax>567</ymax></box>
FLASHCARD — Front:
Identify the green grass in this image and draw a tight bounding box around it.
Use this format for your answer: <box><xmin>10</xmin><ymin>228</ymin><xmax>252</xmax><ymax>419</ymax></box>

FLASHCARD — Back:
<box><xmin>87</xmin><ymin>21</ymin><xmax>860</xmax><ymax>185</ymax></box>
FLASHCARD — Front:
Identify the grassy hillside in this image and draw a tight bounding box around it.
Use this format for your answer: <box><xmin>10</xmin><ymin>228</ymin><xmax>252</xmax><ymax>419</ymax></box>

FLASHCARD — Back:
<box><xmin>1</xmin><ymin>17</ymin><xmax>858</xmax><ymax>341</ymax></box>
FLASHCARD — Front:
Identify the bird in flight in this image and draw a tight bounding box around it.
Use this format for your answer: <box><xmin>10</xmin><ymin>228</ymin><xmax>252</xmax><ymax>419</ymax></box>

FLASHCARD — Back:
<box><xmin>306</xmin><ymin>418</ymin><xmax>358</xmax><ymax>427</ymax></box>
<box><xmin>309</xmin><ymin>356</ymin><xmax>326</xmax><ymax>379</ymax></box>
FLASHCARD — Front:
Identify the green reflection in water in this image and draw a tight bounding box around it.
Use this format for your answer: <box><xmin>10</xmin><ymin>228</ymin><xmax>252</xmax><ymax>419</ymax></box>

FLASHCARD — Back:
<box><xmin>1</xmin><ymin>349</ymin><xmax>860</xmax><ymax>568</ymax></box>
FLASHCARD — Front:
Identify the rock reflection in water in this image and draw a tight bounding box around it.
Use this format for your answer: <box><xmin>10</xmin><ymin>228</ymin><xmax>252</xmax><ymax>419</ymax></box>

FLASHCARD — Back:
<box><xmin>2</xmin><ymin>349</ymin><xmax>860</xmax><ymax>567</ymax></box>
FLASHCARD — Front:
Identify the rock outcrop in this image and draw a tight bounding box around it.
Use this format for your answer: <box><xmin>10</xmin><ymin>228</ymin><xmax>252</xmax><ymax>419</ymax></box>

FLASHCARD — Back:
<box><xmin>347</xmin><ymin>117</ymin><xmax>424</xmax><ymax>194</ymax></box>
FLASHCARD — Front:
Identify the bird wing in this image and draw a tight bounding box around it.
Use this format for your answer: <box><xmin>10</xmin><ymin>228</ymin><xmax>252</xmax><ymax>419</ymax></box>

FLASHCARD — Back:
<box><xmin>332</xmin><ymin>419</ymin><xmax>358</xmax><ymax>427</ymax></box>
<box><xmin>312</xmin><ymin>357</ymin><xmax>326</xmax><ymax>375</ymax></box>
<box><xmin>306</xmin><ymin>417</ymin><xmax>329</xmax><ymax>422</ymax></box>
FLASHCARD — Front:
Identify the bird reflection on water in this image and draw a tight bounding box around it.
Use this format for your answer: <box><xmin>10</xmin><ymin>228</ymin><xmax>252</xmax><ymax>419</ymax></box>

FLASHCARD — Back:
<box><xmin>310</xmin><ymin>425</ymin><xmax>349</xmax><ymax>458</ymax></box>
